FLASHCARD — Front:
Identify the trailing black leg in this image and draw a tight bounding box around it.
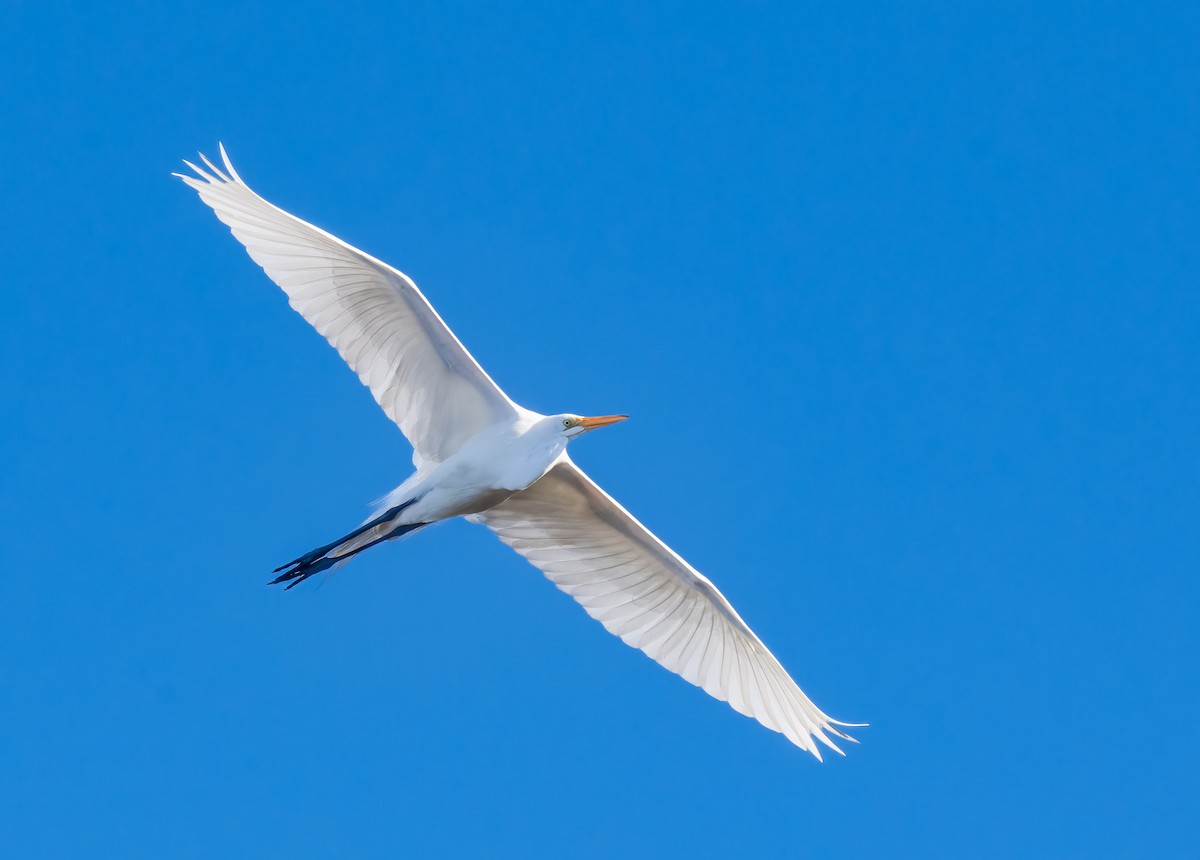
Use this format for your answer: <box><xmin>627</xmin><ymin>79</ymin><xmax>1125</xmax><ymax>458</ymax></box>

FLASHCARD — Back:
<box><xmin>270</xmin><ymin>498</ymin><xmax>426</xmax><ymax>589</ymax></box>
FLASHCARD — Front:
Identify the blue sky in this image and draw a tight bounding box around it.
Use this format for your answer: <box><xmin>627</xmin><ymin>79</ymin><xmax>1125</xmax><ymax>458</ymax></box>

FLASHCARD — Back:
<box><xmin>2</xmin><ymin>2</ymin><xmax>1197</xmax><ymax>856</ymax></box>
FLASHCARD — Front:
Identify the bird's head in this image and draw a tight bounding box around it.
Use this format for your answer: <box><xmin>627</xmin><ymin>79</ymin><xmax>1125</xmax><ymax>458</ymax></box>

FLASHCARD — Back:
<box><xmin>553</xmin><ymin>413</ymin><xmax>629</xmax><ymax>440</ymax></box>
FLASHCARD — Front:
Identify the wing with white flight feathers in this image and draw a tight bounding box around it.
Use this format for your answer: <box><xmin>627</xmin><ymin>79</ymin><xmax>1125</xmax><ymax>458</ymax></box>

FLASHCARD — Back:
<box><xmin>478</xmin><ymin>457</ymin><xmax>859</xmax><ymax>758</ymax></box>
<box><xmin>177</xmin><ymin>147</ymin><xmax>517</xmax><ymax>467</ymax></box>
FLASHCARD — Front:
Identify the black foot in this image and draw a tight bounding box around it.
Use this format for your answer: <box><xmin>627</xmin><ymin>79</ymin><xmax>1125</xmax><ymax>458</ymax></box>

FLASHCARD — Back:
<box><xmin>269</xmin><ymin>554</ymin><xmax>339</xmax><ymax>589</ymax></box>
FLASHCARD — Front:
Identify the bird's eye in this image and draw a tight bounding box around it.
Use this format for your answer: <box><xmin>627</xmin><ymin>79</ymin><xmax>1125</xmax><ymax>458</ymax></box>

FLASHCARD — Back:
<box><xmin>563</xmin><ymin>419</ymin><xmax>572</xmax><ymax>428</ymax></box>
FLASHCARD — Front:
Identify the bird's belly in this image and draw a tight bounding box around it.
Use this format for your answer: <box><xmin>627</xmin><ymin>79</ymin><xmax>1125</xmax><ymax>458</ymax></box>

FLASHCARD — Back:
<box><xmin>416</xmin><ymin>484</ymin><xmax>518</xmax><ymax>521</ymax></box>
<box><xmin>408</xmin><ymin>460</ymin><xmax>546</xmax><ymax>522</ymax></box>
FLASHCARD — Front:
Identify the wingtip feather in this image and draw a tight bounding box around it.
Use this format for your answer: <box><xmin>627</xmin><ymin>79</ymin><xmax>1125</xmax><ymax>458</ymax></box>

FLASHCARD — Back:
<box><xmin>198</xmin><ymin>150</ymin><xmax>231</xmax><ymax>183</ymax></box>
<box><xmin>218</xmin><ymin>142</ymin><xmax>246</xmax><ymax>185</ymax></box>
<box><xmin>181</xmin><ymin>158</ymin><xmax>217</xmax><ymax>184</ymax></box>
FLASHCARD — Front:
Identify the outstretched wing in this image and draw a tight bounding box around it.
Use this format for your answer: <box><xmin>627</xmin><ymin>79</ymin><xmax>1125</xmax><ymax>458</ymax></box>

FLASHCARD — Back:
<box><xmin>177</xmin><ymin>146</ymin><xmax>518</xmax><ymax>467</ymax></box>
<box><xmin>477</xmin><ymin>457</ymin><xmax>859</xmax><ymax>758</ymax></box>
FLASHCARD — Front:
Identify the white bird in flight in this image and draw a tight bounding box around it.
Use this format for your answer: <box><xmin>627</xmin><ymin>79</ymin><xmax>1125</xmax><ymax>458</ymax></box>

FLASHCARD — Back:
<box><xmin>177</xmin><ymin>146</ymin><xmax>860</xmax><ymax>758</ymax></box>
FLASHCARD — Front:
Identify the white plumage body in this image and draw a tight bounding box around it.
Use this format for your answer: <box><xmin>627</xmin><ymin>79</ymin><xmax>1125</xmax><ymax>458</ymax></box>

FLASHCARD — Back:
<box><xmin>177</xmin><ymin>146</ymin><xmax>861</xmax><ymax>759</ymax></box>
<box><xmin>398</xmin><ymin>412</ymin><xmax>568</xmax><ymax>523</ymax></box>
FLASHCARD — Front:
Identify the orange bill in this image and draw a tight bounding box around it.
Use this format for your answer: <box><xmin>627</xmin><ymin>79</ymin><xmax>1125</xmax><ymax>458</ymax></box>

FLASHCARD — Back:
<box><xmin>579</xmin><ymin>414</ymin><xmax>629</xmax><ymax>430</ymax></box>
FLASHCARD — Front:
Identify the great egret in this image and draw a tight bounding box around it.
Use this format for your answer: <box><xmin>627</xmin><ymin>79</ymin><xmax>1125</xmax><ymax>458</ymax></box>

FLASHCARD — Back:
<box><xmin>177</xmin><ymin>147</ymin><xmax>859</xmax><ymax>758</ymax></box>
